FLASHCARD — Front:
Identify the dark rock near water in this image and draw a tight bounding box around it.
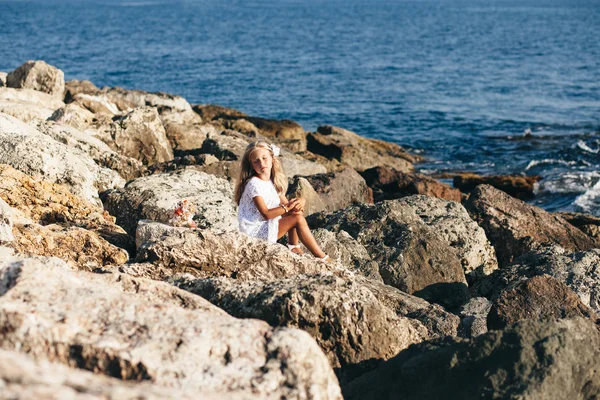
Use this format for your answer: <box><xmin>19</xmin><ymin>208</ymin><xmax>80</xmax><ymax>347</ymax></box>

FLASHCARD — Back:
<box><xmin>556</xmin><ymin>211</ymin><xmax>600</xmax><ymax>243</ymax></box>
<box><xmin>453</xmin><ymin>172</ymin><xmax>541</xmax><ymax>199</ymax></box>
<box><xmin>344</xmin><ymin>317</ymin><xmax>600</xmax><ymax>400</ymax></box>
<box><xmin>487</xmin><ymin>275</ymin><xmax>600</xmax><ymax>330</ymax></box>
<box><xmin>192</xmin><ymin>104</ymin><xmax>247</xmax><ymax>121</ymax></box>
<box><xmin>465</xmin><ymin>184</ymin><xmax>597</xmax><ymax>266</ymax></box>
<box><xmin>361</xmin><ymin>166</ymin><xmax>461</xmax><ymax>202</ymax></box>
<box><xmin>307</xmin><ymin>125</ymin><xmax>420</xmax><ymax>172</ymax></box>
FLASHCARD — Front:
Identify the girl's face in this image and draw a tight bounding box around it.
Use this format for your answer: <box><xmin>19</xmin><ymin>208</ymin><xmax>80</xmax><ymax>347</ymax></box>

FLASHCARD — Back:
<box><xmin>249</xmin><ymin>147</ymin><xmax>273</xmax><ymax>180</ymax></box>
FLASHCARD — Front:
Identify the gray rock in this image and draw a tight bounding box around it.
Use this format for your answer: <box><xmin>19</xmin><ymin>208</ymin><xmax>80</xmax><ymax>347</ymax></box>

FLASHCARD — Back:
<box><xmin>0</xmin><ymin>113</ymin><xmax>125</xmax><ymax>206</ymax></box>
<box><xmin>35</xmin><ymin>120</ymin><xmax>143</xmax><ymax>181</ymax></box>
<box><xmin>6</xmin><ymin>60</ymin><xmax>65</xmax><ymax>98</ymax></box>
<box><xmin>0</xmin><ymin>197</ymin><xmax>14</xmax><ymax>244</ymax></box>
<box><xmin>48</xmin><ymin>102</ymin><xmax>96</xmax><ymax>131</ymax></box>
<box><xmin>0</xmin><ymin>255</ymin><xmax>343</xmax><ymax>399</ymax></box>
<box><xmin>103</xmin><ymin>86</ymin><xmax>193</xmax><ymax>113</ymax></box>
<box><xmin>396</xmin><ymin>195</ymin><xmax>498</xmax><ymax>281</ymax></box>
<box><xmin>307</xmin><ymin>200</ymin><xmax>469</xmax><ymax>309</ymax></box>
<box><xmin>465</xmin><ymin>184</ymin><xmax>598</xmax><ymax>266</ymax></box>
<box><xmin>1</xmin><ymin>349</ymin><xmax>251</xmax><ymax>400</ymax></box>
<box><xmin>135</xmin><ymin>221</ymin><xmax>344</xmax><ymax>280</ymax></box>
<box><xmin>287</xmin><ymin>168</ymin><xmax>373</xmax><ymax>215</ymax></box>
<box><xmin>93</xmin><ymin>107</ymin><xmax>174</xmax><ymax>166</ymax></box>
<box><xmin>344</xmin><ymin>318</ymin><xmax>600</xmax><ymax>400</ymax></box>
<box><xmin>103</xmin><ymin>170</ymin><xmax>237</xmax><ymax>236</ymax></box>
<box><xmin>0</xmin><ymin>87</ymin><xmax>65</xmax><ymax>123</ymax></box>
<box><xmin>311</xmin><ymin>228</ymin><xmax>382</xmax><ymax>281</ymax></box>
<box><xmin>176</xmin><ymin>273</ymin><xmax>431</xmax><ymax>384</ymax></box>
<box><xmin>458</xmin><ymin>297</ymin><xmax>491</xmax><ymax>338</ymax></box>
<box><xmin>472</xmin><ymin>245</ymin><xmax>600</xmax><ymax>314</ymax></box>
<box><xmin>72</xmin><ymin>92</ymin><xmax>125</xmax><ymax>115</ymax></box>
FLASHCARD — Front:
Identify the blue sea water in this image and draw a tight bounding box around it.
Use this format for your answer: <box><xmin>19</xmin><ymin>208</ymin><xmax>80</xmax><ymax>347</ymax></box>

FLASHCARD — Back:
<box><xmin>1</xmin><ymin>0</ymin><xmax>599</xmax><ymax>213</ymax></box>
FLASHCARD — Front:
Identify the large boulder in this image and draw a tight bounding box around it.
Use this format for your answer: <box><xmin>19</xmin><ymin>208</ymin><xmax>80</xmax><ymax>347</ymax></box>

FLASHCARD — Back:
<box><xmin>396</xmin><ymin>195</ymin><xmax>498</xmax><ymax>281</ymax></box>
<box><xmin>6</xmin><ymin>60</ymin><xmax>65</xmax><ymax>98</ymax></box>
<box><xmin>472</xmin><ymin>245</ymin><xmax>600</xmax><ymax>314</ymax></box>
<box><xmin>192</xmin><ymin>104</ymin><xmax>247</xmax><ymax>121</ymax></box>
<box><xmin>307</xmin><ymin>200</ymin><xmax>469</xmax><ymax>309</ymax></box>
<box><xmin>103</xmin><ymin>169</ymin><xmax>237</xmax><ymax>236</ymax></box>
<box><xmin>93</xmin><ymin>107</ymin><xmax>174</xmax><ymax>166</ymax></box>
<box><xmin>287</xmin><ymin>168</ymin><xmax>373</xmax><ymax>215</ymax></box>
<box><xmin>465</xmin><ymin>185</ymin><xmax>598</xmax><ymax>266</ymax></box>
<box><xmin>177</xmin><ymin>274</ymin><xmax>432</xmax><ymax>384</ymax></box>
<box><xmin>0</xmin><ymin>255</ymin><xmax>343</xmax><ymax>399</ymax></box>
<box><xmin>0</xmin><ymin>87</ymin><xmax>65</xmax><ymax>123</ymax></box>
<box><xmin>135</xmin><ymin>221</ymin><xmax>343</xmax><ymax>280</ymax></box>
<box><xmin>453</xmin><ymin>173</ymin><xmax>541</xmax><ymax>199</ymax></box>
<box><xmin>307</xmin><ymin>125</ymin><xmax>418</xmax><ymax>172</ymax></box>
<box><xmin>487</xmin><ymin>275</ymin><xmax>600</xmax><ymax>330</ymax></box>
<box><xmin>103</xmin><ymin>86</ymin><xmax>192</xmax><ymax>113</ymax></box>
<box><xmin>360</xmin><ymin>166</ymin><xmax>461</xmax><ymax>202</ymax></box>
<box><xmin>344</xmin><ymin>318</ymin><xmax>600</xmax><ymax>400</ymax></box>
<box><xmin>48</xmin><ymin>102</ymin><xmax>96</xmax><ymax>131</ymax></box>
<box><xmin>0</xmin><ymin>113</ymin><xmax>124</xmax><ymax>205</ymax></box>
<box><xmin>35</xmin><ymin>120</ymin><xmax>144</xmax><ymax>181</ymax></box>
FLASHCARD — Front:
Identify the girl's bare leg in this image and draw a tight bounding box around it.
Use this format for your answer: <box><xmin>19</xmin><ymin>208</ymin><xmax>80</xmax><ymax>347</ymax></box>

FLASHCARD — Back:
<box><xmin>288</xmin><ymin>227</ymin><xmax>304</xmax><ymax>254</ymax></box>
<box><xmin>278</xmin><ymin>214</ymin><xmax>326</xmax><ymax>258</ymax></box>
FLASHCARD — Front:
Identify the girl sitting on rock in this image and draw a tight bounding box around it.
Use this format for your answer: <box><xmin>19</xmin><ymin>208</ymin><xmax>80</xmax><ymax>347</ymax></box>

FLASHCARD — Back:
<box><xmin>234</xmin><ymin>140</ymin><xmax>331</xmax><ymax>262</ymax></box>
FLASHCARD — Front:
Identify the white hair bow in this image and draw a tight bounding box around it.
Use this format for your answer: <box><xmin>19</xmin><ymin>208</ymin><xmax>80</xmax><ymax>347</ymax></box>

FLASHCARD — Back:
<box><xmin>270</xmin><ymin>144</ymin><xmax>281</xmax><ymax>157</ymax></box>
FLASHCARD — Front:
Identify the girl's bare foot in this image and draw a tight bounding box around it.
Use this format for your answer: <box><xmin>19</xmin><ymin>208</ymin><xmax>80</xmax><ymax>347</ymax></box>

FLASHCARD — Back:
<box><xmin>287</xmin><ymin>244</ymin><xmax>304</xmax><ymax>255</ymax></box>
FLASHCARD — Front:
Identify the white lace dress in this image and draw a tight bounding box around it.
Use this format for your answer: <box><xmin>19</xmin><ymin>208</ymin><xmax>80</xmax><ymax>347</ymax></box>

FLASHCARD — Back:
<box><xmin>238</xmin><ymin>177</ymin><xmax>282</xmax><ymax>243</ymax></box>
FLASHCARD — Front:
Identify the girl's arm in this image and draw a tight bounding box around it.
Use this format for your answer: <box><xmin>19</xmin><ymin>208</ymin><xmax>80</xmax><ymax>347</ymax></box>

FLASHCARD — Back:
<box><xmin>253</xmin><ymin>196</ymin><xmax>289</xmax><ymax>220</ymax></box>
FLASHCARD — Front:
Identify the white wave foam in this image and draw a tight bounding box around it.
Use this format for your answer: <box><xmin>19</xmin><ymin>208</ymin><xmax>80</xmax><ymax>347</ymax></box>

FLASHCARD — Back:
<box><xmin>574</xmin><ymin>179</ymin><xmax>600</xmax><ymax>215</ymax></box>
<box><xmin>537</xmin><ymin>171</ymin><xmax>600</xmax><ymax>195</ymax></box>
<box><xmin>525</xmin><ymin>159</ymin><xmax>578</xmax><ymax>171</ymax></box>
<box><xmin>576</xmin><ymin>140</ymin><xmax>600</xmax><ymax>154</ymax></box>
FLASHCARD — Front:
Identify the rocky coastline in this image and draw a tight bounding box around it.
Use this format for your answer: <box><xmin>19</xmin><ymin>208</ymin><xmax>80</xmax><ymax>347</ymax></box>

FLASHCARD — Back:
<box><xmin>1</xmin><ymin>60</ymin><xmax>600</xmax><ymax>399</ymax></box>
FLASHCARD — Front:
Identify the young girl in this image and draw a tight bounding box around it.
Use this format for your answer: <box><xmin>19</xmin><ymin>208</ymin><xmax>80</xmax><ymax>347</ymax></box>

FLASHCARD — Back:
<box><xmin>234</xmin><ymin>140</ymin><xmax>330</xmax><ymax>262</ymax></box>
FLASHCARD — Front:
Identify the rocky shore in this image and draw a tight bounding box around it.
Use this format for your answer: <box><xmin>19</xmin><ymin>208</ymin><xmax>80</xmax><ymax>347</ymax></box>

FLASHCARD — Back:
<box><xmin>1</xmin><ymin>60</ymin><xmax>600</xmax><ymax>399</ymax></box>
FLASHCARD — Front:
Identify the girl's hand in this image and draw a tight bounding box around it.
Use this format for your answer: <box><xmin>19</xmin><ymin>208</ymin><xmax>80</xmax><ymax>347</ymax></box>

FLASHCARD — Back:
<box><xmin>288</xmin><ymin>198</ymin><xmax>306</xmax><ymax>213</ymax></box>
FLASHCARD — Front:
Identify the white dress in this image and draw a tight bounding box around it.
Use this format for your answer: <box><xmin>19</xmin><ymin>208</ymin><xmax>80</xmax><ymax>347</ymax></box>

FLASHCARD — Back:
<box><xmin>238</xmin><ymin>177</ymin><xmax>281</xmax><ymax>243</ymax></box>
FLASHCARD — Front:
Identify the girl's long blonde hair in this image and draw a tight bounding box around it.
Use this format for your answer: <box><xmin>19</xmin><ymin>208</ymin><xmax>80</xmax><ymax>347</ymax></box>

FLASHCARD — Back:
<box><xmin>234</xmin><ymin>140</ymin><xmax>288</xmax><ymax>205</ymax></box>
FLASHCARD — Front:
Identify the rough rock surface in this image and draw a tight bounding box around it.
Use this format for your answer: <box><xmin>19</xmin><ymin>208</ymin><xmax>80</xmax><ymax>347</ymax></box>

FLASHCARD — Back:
<box><xmin>307</xmin><ymin>125</ymin><xmax>418</xmax><ymax>172</ymax></box>
<box><xmin>453</xmin><ymin>173</ymin><xmax>541</xmax><ymax>199</ymax></box>
<box><xmin>0</xmin><ymin>197</ymin><xmax>14</xmax><ymax>244</ymax></box>
<box><xmin>487</xmin><ymin>275</ymin><xmax>600</xmax><ymax>330</ymax></box>
<box><xmin>361</xmin><ymin>167</ymin><xmax>461</xmax><ymax>202</ymax></box>
<box><xmin>0</xmin><ymin>72</ymin><xmax>6</xmax><ymax>87</ymax></box>
<box><xmin>103</xmin><ymin>87</ymin><xmax>192</xmax><ymax>113</ymax></box>
<box><xmin>135</xmin><ymin>221</ymin><xmax>344</xmax><ymax>280</ymax></box>
<box><xmin>472</xmin><ymin>245</ymin><xmax>600</xmax><ymax>313</ymax></box>
<box><xmin>93</xmin><ymin>107</ymin><xmax>174</xmax><ymax>166</ymax></box>
<box><xmin>0</xmin><ymin>255</ymin><xmax>343</xmax><ymax>399</ymax></box>
<box><xmin>0</xmin><ymin>113</ymin><xmax>124</xmax><ymax>205</ymax></box>
<box><xmin>48</xmin><ymin>102</ymin><xmax>96</xmax><ymax>131</ymax></box>
<box><xmin>465</xmin><ymin>184</ymin><xmax>597</xmax><ymax>266</ymax></box>
<box><xmin>287</xmin><ymin>168</ymin><xmax>373</xmax><ymax>215</ymax></box>
<box><xmin>458</xmin><ymin>297</ymin><xmax>491</xmax><ymax>338</ymax></box>
<box><xmin>36</xmin><ymin>120</ymin><xmax>143</xmax><ymax>181</ymax></box>
<box><xmin>344</xmin><ymin>318</ymin><xmax>600</xmax><ymax>400</ymax></box>
<box><xmin>0</xmin><ymin>349</ymin><xmax>237</xmax><ymax>400</ymax></box>
<box><xmin>177</xmin><ymin>274</ymin><xmax>430</xmax><ymax>383</ymax></box>
<box><xmin>0</xmin><ymin>87</ymin><xmax>65</xmax><ymax>122</ymax></box>
<box><xmin>307</xmin><ymin>200</ymin><xmax>468</xmax><ymax>309</ymax></box>
<box><xmin>6</xmin><ymin>60</ymin><xmax>65</xmax><ymax>98</ymax></box>
<box><xmin>311</xmin><ymin>228</ymin><xmax>382</xmax><ymax>281</ymax></box>
<box><xmin>103</xmin><ymin>169</ymin><xmax>237</xmax><ymax>236</ymax></box>
<box><xmin>12</xmin><ymin>223</ymin><xmax>128</xmax><ymax>269</ymax></box>
<box><xmin>556</xmin><ymin>211</ymin><xmax>600</xmax><ymax>243</ymax></box>
<box><xmin>396</xmin><ymin>195</ymin><xmax>498</xmax><ymax>281</ymax></box>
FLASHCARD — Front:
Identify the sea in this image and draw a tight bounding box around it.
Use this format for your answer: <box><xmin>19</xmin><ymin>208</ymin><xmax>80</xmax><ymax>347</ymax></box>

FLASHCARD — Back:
<box><xmin>1</xmin><ymin>0</ymin><xmax>599</xmax><ymax>214</ymax></box>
